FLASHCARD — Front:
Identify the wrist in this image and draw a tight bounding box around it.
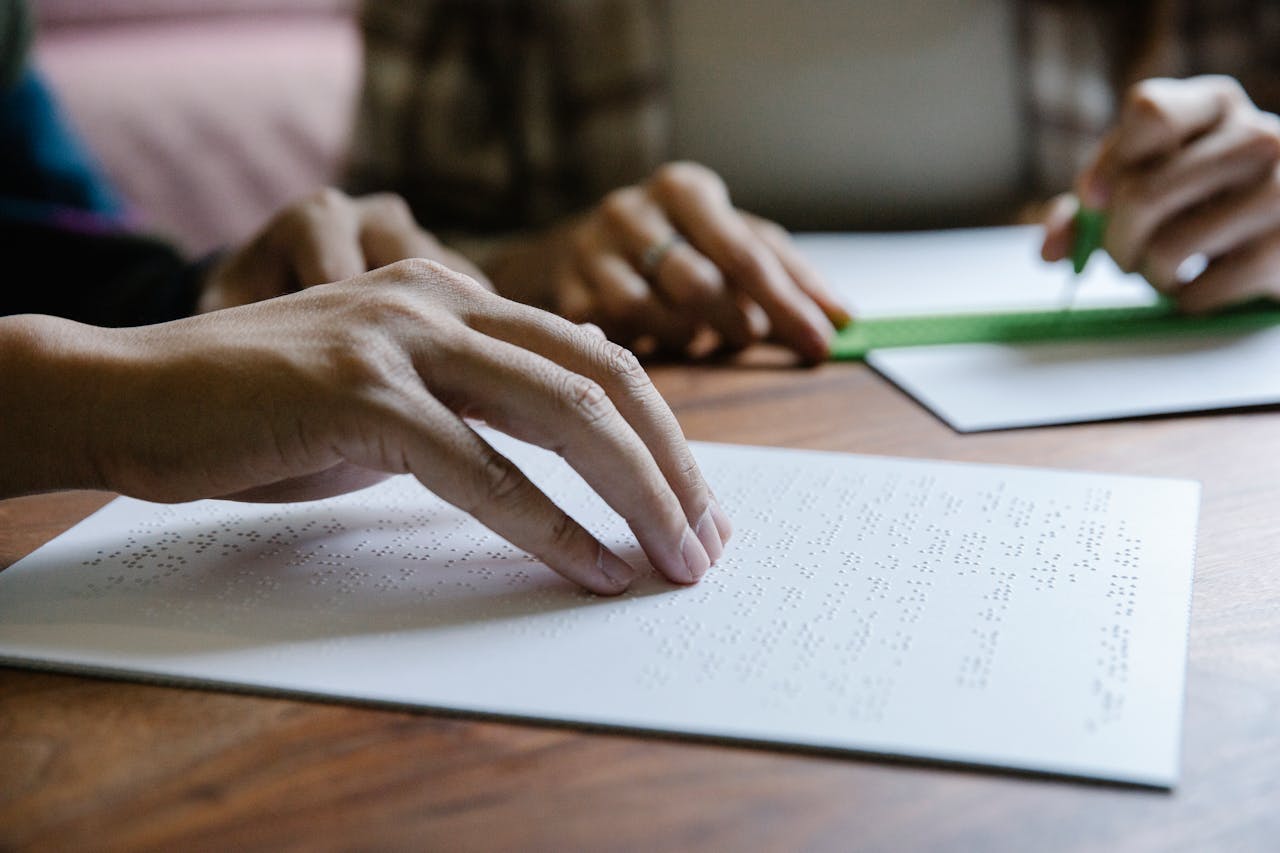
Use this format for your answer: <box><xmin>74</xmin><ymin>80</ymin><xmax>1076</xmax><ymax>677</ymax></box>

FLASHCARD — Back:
<box><xmin>0</xmin><ymin>315</ymin><xmax>130</xmax><ymax>497</ymax></box>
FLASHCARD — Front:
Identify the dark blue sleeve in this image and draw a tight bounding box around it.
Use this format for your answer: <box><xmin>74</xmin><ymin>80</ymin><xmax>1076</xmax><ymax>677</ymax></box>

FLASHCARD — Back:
<box><xmin>0</xmin><ymin>66</ymin><xmax>207</xmax><ymax>326</ymax></box>
<box><xmin>0</xmin><ymin>68</ymin><xmax>124</xmax><ymax>215</ymax></box>
<box><xmin>0</xmin><ymin>220</ymin><xmax>206</xmax><ymax>326</ymax></box>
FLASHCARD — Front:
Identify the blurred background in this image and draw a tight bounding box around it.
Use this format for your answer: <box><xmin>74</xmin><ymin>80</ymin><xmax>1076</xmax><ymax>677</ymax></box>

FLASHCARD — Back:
<box><xmin>33</xmin><ymin>0</ymin><xmax>361</xmax><ymax>255</ymax></box>
<box><xmin>29</xmin><ymin>0</ymin><xmax>1280</xmax><ymax>255</ymax></box>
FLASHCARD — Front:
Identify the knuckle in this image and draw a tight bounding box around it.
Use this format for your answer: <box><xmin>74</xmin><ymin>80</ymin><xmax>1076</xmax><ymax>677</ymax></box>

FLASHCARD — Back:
<box><xmin>593</xmin><ymin>338</ymin><xmax>660</xmax><ymax>397</ymax></box>
<box><xmin>306</xmin><ymin>186</ymin><xmax>350</xmax><ymax>211</ymax></box>
<box><xmin>559</xmin><ymin>372</ymin><xmax>614</xmax><ymax>426</ymax></box>
<box><xmin>345</xmin><ymin>282</ymin><xmax>447</xmax><ymax>337</ymax></box>
<box><xmin>320</xmin><ymin>325</ymin><xmax>406</xmax><ymax>395</ymax></box>
<box><xmin>672</xmin><ymin>447</ymin><xmax>704</xmax><ymax>493</ymax></box>
<box><xmin>598</xmin><ymin>188</ymin><xmax>639</xmax><ymax>231</ymax></box>
<box><xmin>555</xmin><ymin>283</ymin><xmax>595</xmax><ymax>323</ymax></box>
<box><xmin>473</xmin><ymin>450</ymin><xmax>528</xmax><ymax>511</ymax></box>
<box><xmin>294</xmin><ymin>188</ymin><xmax>350</xmax><ymax>232</ymax></box>
<box><xmin>1240</xmin><ymin>112</ymin><xmax>1280</xmax><ymax>157</ymax></box>
<box><xmin>547</xmin><ymin>510</ymin><xmax>579</xmax><ymax>553</ymax></box>
<box><xmin>651</xmin><ymin>162</ymin><xmax>692</xmax><ymax>194</ymax></box>
<box><xmin>756</xmin><ymin>218</ymin><xmax>788</xmax><ymax>243</ymax></box>
<box><xmin>599</xmin><ymin>340</ymin><xmax>647</xmax><ymax>385</ymax></box>
<box><xmin>390</xmin><ymin>256</ymin><xmax>442</xmax><ymax>283</ymax></box>
<box><xmin>1124</xmin><ymin>78</ymin><xmax>1165</xmax><ymax>117</ymax></box>
<box><xmin>722</xmin><ymin>241</ymin><xmax>768</xmax><ymax>283</ymax></box>
<box><xmin>369</xmin><ymin>191</ymin><xmax>415</xmax><ymax>223</ymax></box>
<box><xmin>1206</xmin><ymin>74</ymin><xmax>1248</xmax><ymax>105</ymax></box>
<box><xmin>387</xmin><ymin>257</ymin><xmax>482</xmax><ymax>296</ymax></box>
<box><xmin>681</xmin><ymin>254</ymin><xmax>727</xmax><ymax>296</ymax></box>
<box><xmin>1123</xmin><ymin>78</ymin><xmax>1190</xmax><ymax>139</ymax></box>
<box><xmin>1259</xmin><ymin>110</ymin><xmax>1280</xmax><ymax>139</ymax></box>
<box><xmin>650</xmin><ymin>161</ymin><xmax>718</xmax><ymax>199</ymax></box>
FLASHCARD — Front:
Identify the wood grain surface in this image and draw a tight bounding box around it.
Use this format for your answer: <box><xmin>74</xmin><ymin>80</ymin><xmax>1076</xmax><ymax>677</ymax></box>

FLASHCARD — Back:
<box><xmin>2</xmin><ymin>354</ymin><xmax>1278</xmax><ymax>852</ymax></box>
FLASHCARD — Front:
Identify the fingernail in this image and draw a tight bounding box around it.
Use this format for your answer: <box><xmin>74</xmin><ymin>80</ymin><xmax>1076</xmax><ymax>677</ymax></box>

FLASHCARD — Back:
<box><xmin>680</xmin><ymin>527</ymin><xmax>710</xmax><ymax>583</ymax></box>
<box><xmin>830</xmin><ymin>306</ymin><xmax>855</xmax><ymax>329</ymax></box>
<box><xmin>709</xmin><ymin>496</ymin><xmax>733</xmax><ymax>544</ymax></box>
<box><xmin>597</xmin><ymin>545</ymin><xmax>637</xmax><ymax>590</ymax></box>
<box><xmin>695</xmin><ymin>506</ymin><xmax>724</xmax><ymax>565</ymax></box>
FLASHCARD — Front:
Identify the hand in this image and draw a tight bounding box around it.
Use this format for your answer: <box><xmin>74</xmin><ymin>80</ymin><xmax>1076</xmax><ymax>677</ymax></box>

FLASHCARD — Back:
<box><xmin>4</xmin><ymin>260</ymin><xmax>731</xmax><ymax>595</ymax></box>
<box><xmin>198</xmin><ymin>188</ymin><xmax>488</xmax><ymax>312</ymax></box>
<box><xmin>1042</xmin><ymin>76</ymin><xmax>1280</xmax><ymax>313</ymax></box>
<box><xmin>491</xmin><ymin>162</ymin><xmax>851</xmax><ymax>362</ymax></box>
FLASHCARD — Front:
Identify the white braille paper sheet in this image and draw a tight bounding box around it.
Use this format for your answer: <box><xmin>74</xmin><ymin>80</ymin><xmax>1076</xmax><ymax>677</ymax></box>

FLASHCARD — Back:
<box><xmin>0</xmin><ymin>435</ymin><xmax>1198</xmax><ymax>787</ymax></box>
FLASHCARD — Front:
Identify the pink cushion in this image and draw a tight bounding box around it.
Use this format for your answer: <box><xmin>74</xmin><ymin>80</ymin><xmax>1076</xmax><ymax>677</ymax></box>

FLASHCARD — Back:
<box><xmin>35</xmin><ymin>14</ymin><xmax>360</xmax><ymax>255</ymax></box>
<box><xmin>36</xmin><ymin>0</ymin><xmax>354</xmax><ymax>27</ymax></box>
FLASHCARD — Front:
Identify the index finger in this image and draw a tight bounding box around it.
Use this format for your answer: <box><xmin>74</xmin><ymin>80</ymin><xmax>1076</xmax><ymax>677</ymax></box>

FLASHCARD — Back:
<box><xmin>362</xmin><ymin>388</ymin><xmax>643</xmax><ymax>596</ymax></box>
<box><xmin>279</xmin><ymin>189</ymin><xmax>368</xmax><ymax>286</ymax></box>
<box><xmin>651</xmin><ymin>169</ymin><xmax>834</xmax><ymax>362</ymax></box>
<box><xmin>746</xmin><ymin>214</ymin><xmax>853</xmax><ymax>328</ymax></box>
<box><xmin>466</xmin><ymin>295</ymin><xmax>732</xmax><ymax>555</ymax></box>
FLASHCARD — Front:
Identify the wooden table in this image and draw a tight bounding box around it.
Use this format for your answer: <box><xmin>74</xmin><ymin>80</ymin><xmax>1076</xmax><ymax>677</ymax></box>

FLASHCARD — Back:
<box><xmin>2</xmin><ymin>356</ymin><xmax>1278</xmax><ymax>851</ymax></box>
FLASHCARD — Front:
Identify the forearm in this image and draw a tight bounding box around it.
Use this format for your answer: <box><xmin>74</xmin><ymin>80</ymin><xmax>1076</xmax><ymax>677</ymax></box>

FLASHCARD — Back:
<box><xmin>0</xmin><ymin>314</ymin><xmax>118</xmax><ymax>497</ymax></box>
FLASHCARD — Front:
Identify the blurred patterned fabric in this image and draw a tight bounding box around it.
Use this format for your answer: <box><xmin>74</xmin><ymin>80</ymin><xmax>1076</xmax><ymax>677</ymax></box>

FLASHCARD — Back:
<box><xmin>1022</xmin><ymin>0</ymin><xmax>1280</xmax><ymax>195</ymax></box>
<box><xmin>350</xmin><ymin>0</ymin><xmax>1280</xmax><ymax>235</ymax></box>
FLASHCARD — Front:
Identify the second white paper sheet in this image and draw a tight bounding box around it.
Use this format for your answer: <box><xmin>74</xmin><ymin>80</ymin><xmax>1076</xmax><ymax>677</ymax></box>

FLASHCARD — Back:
<box><xmin>0</xmin><ymin>436</ymin><xmax>1198</xmax><ymax>787</ymax></box>
<box><xmin>797</xmin><ymin>228</ymin><xmax>1280</xmax><ymax>431</ymax></box>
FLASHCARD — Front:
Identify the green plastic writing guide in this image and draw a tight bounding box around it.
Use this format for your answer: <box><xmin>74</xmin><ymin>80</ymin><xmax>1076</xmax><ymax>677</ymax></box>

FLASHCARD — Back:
<box><xmin>1072</xmin><ymin>207</ymin><xmax>1108</xmax><ymax>274</ymax></box>
<box><xmin>830</xmin><ymin>299</ymin><xmax>1280</xmax><ymax>360</ymax></box>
